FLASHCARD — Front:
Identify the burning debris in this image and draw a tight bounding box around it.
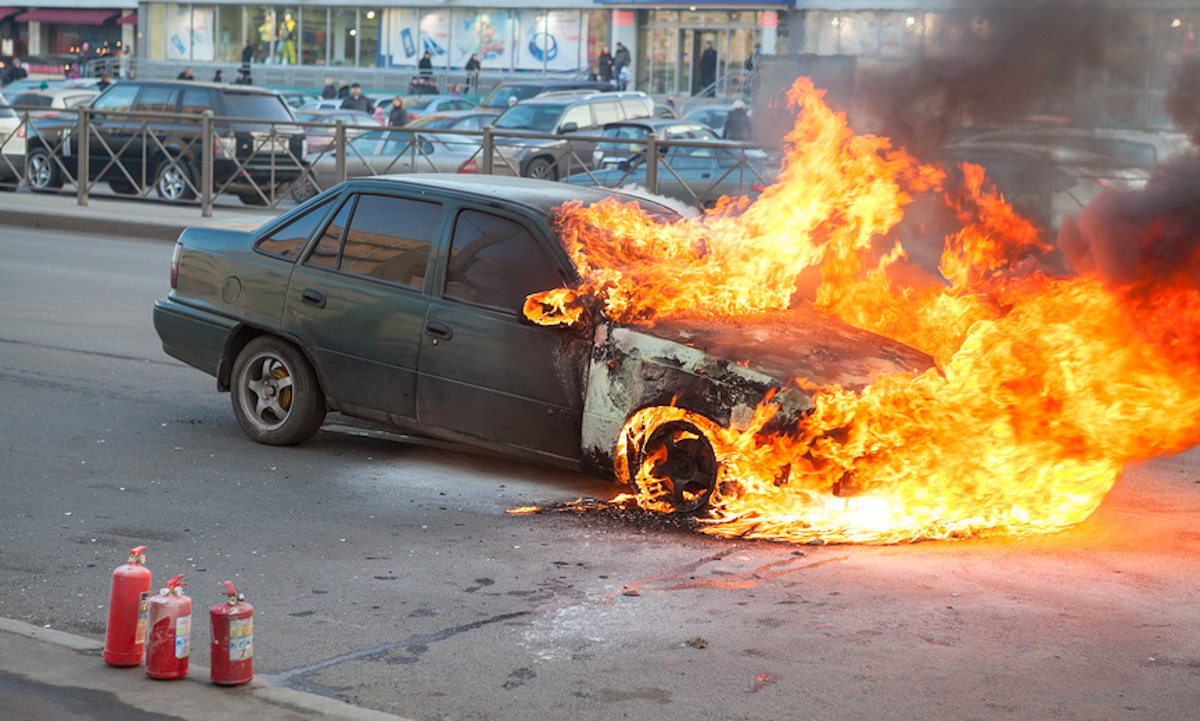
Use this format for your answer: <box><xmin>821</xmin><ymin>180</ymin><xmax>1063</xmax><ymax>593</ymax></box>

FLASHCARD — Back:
<box><xmin>525</xmin><ymin>78</ymin><xmax>1200</xmax><ymax>544</ymax></box>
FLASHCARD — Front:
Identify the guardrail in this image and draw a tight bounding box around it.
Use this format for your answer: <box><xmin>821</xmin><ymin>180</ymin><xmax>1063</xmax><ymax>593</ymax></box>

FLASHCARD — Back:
<box><xmin>0</xmin><ymin>104</ymin><xmax>777</xmax><ymax>214</ymax></box>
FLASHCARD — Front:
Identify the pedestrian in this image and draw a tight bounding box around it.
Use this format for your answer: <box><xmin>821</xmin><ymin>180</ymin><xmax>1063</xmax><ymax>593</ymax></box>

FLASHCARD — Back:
<box><xmin>665</xmin><ymin>93</ymin><xmax>676</xmax><ymax>113</ymax></box>
<box><xmin>722</xmin><ymin>98</ymin><xmax>751</xmax><ymax>141</ymax></box>
<box><xmin>234</xmin><ymin>69</ymin><xmax>252</xmax><ymax>85</ymax></box>
<box><xmin>321</xmin><ymin>77</ymin><xmax>337</xmax><ymax>99</ymax></box>
<box><xmin>598</xmin><ymin>47</ymin><xmax>613</xmax><ymax>86</ymax></box>
<box><xmin>699</xmin><ymin>40</ymin><xmax>717</xmax><ymax>96</ymax></box>
<box><xmin>387</xmin><ymin>96</ymin><xmax>407</xmax><ymax>127</ymax></box>
<box><xmin>617</xmin><ymin>65</ymin><xmax>630</xmax><ymax>92</ymax></box>
<box><xmin>177</xmin><ymin>67</ymin><xmax>194</xmax><ymax>81</ymax></box>
<box><xmin>450</xmin><ymin>84</ymin><xmax>461</xmax><ymax>97</ymax></box>
<box><xmin>212</xmin><ymin>69</ymin><xmax>223</xmax><ymax>83</ymax></box>
<box><xmin>337</xmin><ymin>80</ymin><xmax>350</xmax><ymax>99</ymax></box>
<box><xmin>240</xmin><ymin>40</ymin><xmax>255</xmax><ymax>78</ymax></box>
<box><xmin>419</xmin><ymin>51</ymin><xmax>433</xmax><ymax>78</ymax></box>
<box><xmin>2</xmin><ymin>57</ymin><xmax>27</xmax><ymax>86</ymax></box>
<box><xmin>465</xmin><ymin>53</ymin><xmax>481</xmax><ymax>92</ymax></box>
<box><xmin>613</xmin><ymin>43</ymin><xmax>630</xmax><ymax>89</ymax></box>
<box><xmin>96</xmin><ymin>72</ymin><xmax>113</xmax><ymax>91</ymax></box>
<box><xmin>340</xmin><ymin>82</ymin><xmax>373</xmax><ymax>113</ymax></box>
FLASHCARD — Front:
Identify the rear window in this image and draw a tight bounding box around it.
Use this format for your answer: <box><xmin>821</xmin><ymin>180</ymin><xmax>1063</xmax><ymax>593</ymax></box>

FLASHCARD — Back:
<box><xmin>12</xmin><ymin>94</ymin><xmax>52</xmax><ymax>108</ymax></box>
<box><xmin>221</xmin><ymin>92</ymin><xmax>294</xmax><ymax>121</ymax></box>
<box><xmin>480</xmin><ymin>85</ymin><xmax>542</xmax><ymax>109</ymax></box>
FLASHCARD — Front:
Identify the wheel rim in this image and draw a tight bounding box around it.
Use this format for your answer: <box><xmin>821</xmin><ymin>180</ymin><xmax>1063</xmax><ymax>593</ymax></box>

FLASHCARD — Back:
<box><xmin>636</xmin><ymin>421</ymin><xmax>718</xmax><ymax>514</ymax></box>
<box><xmin>158</xmin><ymin>163</ymin><xmax>187</xmax><ymax>200</ymax></box>
<box><xmin>238</xmin><ymin>351</ymin><xmax>295</xmax><ymax>432</ymax></box>
<box><xmin>528</xmin><ymin>159</ymin><xmax>553</xmax><ymax>179</ymax></box>
<box><xmin>28</xmin><ymin>152</ymin><xmax>51</xmax><ymax>188</ymax></box>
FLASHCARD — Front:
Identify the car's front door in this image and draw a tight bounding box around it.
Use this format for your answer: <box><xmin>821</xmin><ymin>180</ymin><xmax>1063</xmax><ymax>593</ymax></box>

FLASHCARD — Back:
<box><xmin>283</xmin><ymin>190</ymin><xmax>444</xmax><ymax>418</ymax></box>
<box><xmin>417</xmin><ymin>206</ymin><xmax>590</xmax><ymax>460</ymax></box>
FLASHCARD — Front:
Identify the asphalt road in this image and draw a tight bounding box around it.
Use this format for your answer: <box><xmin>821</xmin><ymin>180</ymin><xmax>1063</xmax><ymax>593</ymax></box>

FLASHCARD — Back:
<box><xmin>3</xmin><ymin>224</ymin><xmax>1200</xmax><ymax>720</ymax></box>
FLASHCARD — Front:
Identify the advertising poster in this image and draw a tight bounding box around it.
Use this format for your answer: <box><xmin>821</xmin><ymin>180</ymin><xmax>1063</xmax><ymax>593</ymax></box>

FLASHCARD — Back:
<box><xmin>420</xmin><ymin>11</ymin><xmax>450</xmax><ymax>66</ymax></box>
<box><xmin>384</xmin><ymin>8</ymin><xmax>420</xmax><ymax>67</ymax></box>
<box><xmin>516</xmin><ymin>11</ymin><xmax>580</xmax><ymax>71</ymax></box>
<box><xmin>191</xmin><ymin>8</ymin><xmax>215</xmax><ymax>62</ymax></box>
<box><xmin>166</xmin><ymin>6</ymin><xmax>214</xmax><ymax>61</ymax></box>
<box><xmin>451</xmin><ymin>9</ymin><xmax>511</xmax><ymax>70</ymax></box>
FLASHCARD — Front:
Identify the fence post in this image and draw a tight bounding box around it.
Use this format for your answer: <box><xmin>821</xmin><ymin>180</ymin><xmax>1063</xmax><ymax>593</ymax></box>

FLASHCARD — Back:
<box><xmin>75</xmin><ymin>108</ymin><xmax>89</xmax><ymax>206</ymax></box>
<box><xmin>645</xmin><ymin>135</ymin><xmax>658</xmax><ymax>195</ymax></box>
<box><xmin>481</xmin><ymin>125</ymin><xmax>494</xmax><ymax>175</ymax></box>
<box><xmin>335</xmin><ymin>119</ymin><xmax>347</xmax><ymax>184</ymax></box>
<box><xmin>201</xmin><ymin>110</ymin><xmax>213</xmax><ymax>218</ymax></box>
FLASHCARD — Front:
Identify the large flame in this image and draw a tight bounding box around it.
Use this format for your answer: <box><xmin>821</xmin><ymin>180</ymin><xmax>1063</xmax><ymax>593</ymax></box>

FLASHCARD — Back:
<box><xmin>526</xmin><ymin>78</ymin><xmax>1200</xmax><ymax>543</ymax></box>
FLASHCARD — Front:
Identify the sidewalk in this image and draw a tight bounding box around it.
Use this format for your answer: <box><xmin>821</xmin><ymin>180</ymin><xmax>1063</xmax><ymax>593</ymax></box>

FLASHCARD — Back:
<box><xmin>0</xmin><ymin>190</ymin><xmax>285</xmax><ymax>240</ymax></box>
<box><xmin>0</xmin><ymin>618</ymin><xmax>411</xmax><ymax>721</ymax></box>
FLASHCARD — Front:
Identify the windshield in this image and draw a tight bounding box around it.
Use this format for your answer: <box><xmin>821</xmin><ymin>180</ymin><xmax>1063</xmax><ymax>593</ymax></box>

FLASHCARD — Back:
<box><xmin>495</xmin><ymin>104</ymin><xmax>564</xmax><ymax>132</ymax></box>
<box><xmin>222</xmin><ymin>93</ymin><xmax>295</xmax><ymax>121</ymax></box>
<box><xmin>480</xmin><ymin>85</ymin><xmax>541</xmax><ymax>109</ymax></box>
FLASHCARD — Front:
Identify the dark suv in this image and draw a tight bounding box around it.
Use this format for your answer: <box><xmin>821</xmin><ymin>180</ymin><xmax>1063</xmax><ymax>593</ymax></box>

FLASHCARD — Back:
<box><xmin>25</xmin><ymin>80</ymin><xmax>305</xmax><ymax>205</ymax></box>
<box><xmin>475</xmin><ymin>80</ymin><xmax>612</xmax><ymax>113</ymax></box>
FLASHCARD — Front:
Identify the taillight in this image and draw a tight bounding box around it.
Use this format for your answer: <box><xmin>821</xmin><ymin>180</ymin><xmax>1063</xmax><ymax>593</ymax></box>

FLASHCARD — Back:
<box><xmin>751</xmin><ymin>184</ymin><xmax>766</xmax><ymax>192</ymax></box>
<box><xmin>458</xmin><ymin>158</ymin><xmax>477</xmax><ymax>174</ymax></box>
<box><xmin>169</xmin><ymin>242</ymin><xmax>182</xmax><ymax>289</ymax></box>
<box><xmin>407</xmin><ymin>113</ymin><xmax>418</xmax><ymax>120</ymax></box>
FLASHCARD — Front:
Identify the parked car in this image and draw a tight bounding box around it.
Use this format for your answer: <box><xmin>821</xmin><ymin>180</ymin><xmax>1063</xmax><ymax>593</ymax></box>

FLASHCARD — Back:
<box><xmin>153</xmin><ymin>175</ymin><xmax>930</xmax><ymax>512</ymax></box>
<box><xmin>294</xmin><ymin>108</ymin><xmax>381</xmax><ymax>154</ymax></box>
<box><xmin>25</xmin><ymin>80</ymin><xmax>305</xmax><ymax>205</ymax></box>
<box><xmin>399</xmin><ymin>94</ymin><xmax>478</xmax><ymax>121</ymax></box>
<box><xmin>277</xmin><ymin>90</ymin><xmax>321</xmax><ymax>109</ymax></box>
<box><xmin>590</xmin><ymin>119</ymin><xmax>720</xmax><ymax>169</ymax></box>
<box><xmin>485</xmin><ymin>91</ymin><xmax>654</xmax><ymax>179</ymax></box>
<box><xmin>289</xmin><ymin>112</ymin><xmax>488</xmax><ymax>202</ymax></box>
<box><xmin>476</xmin><ymin>80</ymin><xmax>613</xmax><ymax>113</ymax></box>
<box><xmin>683</xmin><ymin>104</ymin><xmax>734</xmax><ymax>134</ymax></box>
<box><xmin>569</xmin><ymin>141</ymin><xmax>776</xmax><ymax>208</ymax></box>
<box><xmin>0</xmin><ymin>91</ymin><xmax>22</xmax><ymax>189</ymax></box>
<box><xmin>10</xmin><ymin>86</ymin><xmax>100</xmax><ymax>117</ymax></box>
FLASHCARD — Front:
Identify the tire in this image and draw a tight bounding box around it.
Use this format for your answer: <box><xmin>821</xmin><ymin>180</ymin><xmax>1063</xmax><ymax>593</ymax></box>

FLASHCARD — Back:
<box><xmin>290</xmin><ymin>177</ymin><xmax>318</xmax><ymax>204</ymax></box>
<box><xmin>109</xmin><ymin>179</ymin><xmax>136</xmax><ymax>194</ymax></box>
<box><xmin>230</xmin><ymin>336</ymin><xmax>326</xmax><ymax>446</ymax></box>
<box><xmin>523</xmin><ymin>156</ymin><xmax>556</xmax><ymax>180</ymax></box>
<box><xmin>26</xmin><ymin>146</ymin><xmax>62</xmax><ymax>192</ymax></box>
<box><xmin>628</xmin><ymin>418</ymin><xmax>719</xmax><ymax>514</ymax></box>
<box><xmin>238</xmin><ymin>192</ymin><xmax>270</xmax><ymax>206</ymax></box>
<box><xmin>154</xmin><ymin>157</ymin><xmax>196</xmax><ymax>201</ymax></box>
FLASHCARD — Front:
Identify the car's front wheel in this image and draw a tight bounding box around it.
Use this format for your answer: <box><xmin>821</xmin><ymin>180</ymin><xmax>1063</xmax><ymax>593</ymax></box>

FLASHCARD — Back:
<box><xmin>230</xmin><ymin>336</ymin><xmax>326</xmax><ymax>446</ymax></box>
<box><xmin>290</xmin><ymin>177</ymin><xmax>319</xmax><ymax>204</ymax></box>
<box><xmin>237</xmin><ymin>192</ymin><xmax>270</xmax><ymax>206</ymax></box>
<box><xmin>26</xmin><ymin>147</ymin><xmax>62</xmax><ymax>192</ymax></box>
<box><xmin>523</xmin><ymin>156</ymin><xmax>556</xmax><ymax>180</ymax></box>
<box><xmin>154</xmin><ymin>157</ymin><xmax>196</xmax><ymax>201</ymax></box>
<box><xmin>623</xmin><ymin>410</ymin><xmax>721</xmax><ymax>515</ymax></box>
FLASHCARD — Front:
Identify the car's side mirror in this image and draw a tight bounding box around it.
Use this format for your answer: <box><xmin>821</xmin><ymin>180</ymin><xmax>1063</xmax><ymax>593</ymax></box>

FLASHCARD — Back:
<box><xmin>522</xmin><ymin>288</ymin><xmax>590</xmax><ymax>330</ymax></box>
<box><xmin>559</xmin><ymin>122</ymin><xmax>578</xmax><ymax>133</ymax></box>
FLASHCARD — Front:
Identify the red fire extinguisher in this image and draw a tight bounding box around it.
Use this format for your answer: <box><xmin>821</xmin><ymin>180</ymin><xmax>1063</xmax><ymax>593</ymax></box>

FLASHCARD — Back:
<box><xmin>209</xmin><ymin>581</ymin><xmax>254</xmax><ymax>685</ymax></box>
<box><xmin>103</xmin><ymin>545</ymin><xmax>152</xmax><ymax>666</ymax></box>
<box><xmin>145</xmin><ymin>574</ymin><xmax>191</xmax><ymax>680</ymax></box>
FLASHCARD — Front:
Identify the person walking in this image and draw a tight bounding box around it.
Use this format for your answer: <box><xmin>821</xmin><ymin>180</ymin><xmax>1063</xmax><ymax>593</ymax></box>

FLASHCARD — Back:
<box><xmin>722</xmin><ymin>98</ymin><xmax>751</xmax><ymax>140</ymax></box>
<box><xmin>337</xmin><ymin>80</ymin><xmax>350</xmax><ymax>99</ymax></box>
<box><xmin>240</xmin><ymin>41</ymin><xmax>255</xmax><ymax>81</ymax></box>
<box><xmin>2</xmin><ymin>58</ymin><xmax>27</xmax><ymax>86</ymax></box>
<box><xmin>176</xmin><ymin>67</ymin><xmax>194</xmax><ymax>81</ymax></box>
<box><xmin>340</xmin><ymin>83</ymin><xmax>373</xmax><ymax>113</ymax></box>
<box><xmin>321</xmin><ymin>77</ymin><xmax>337</xmax><ymax>99</ymax></box>
<box><xmin>613</xmin><ymin>43</ymin><xmax>630</xmax><ymax>90</ymax></box>
<box><xmin>387</xmin><ymin>96</ymin><xmax>407</xmax><ymax>127</ymax></box>
<box><xmin>418</xmin><ymin>51</ymin><xmax>433</xmax><ymax>78</ymax></box>
<box><xmin>212</xmin><ymin>69</ymin><xmax>224</xmax><ymax>83</ymax></box>
<box><xmin>699</xmin><ymin>40</ymin><xmax>717</xmax><ymax>96</ymax></box>
<box><xmin>96</xmin><ymin>72</ymin><xmax>113</xmax><ymax>91</ymax></box>
<box><xmin>598</xmin><ymin>47</ymin><xmax>613</xmax><ymax>86</ymax></box>
<box><xmin>465</xmin><ymin>53</ymin><xmax>481</xmax><ymax>93</ymax></box>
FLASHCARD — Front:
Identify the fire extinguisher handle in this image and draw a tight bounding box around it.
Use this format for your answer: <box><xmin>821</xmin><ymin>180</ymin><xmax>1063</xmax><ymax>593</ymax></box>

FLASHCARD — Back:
<box><xmin>224</xmin><ymin>581</ymin><xmax>238</xmax><ymax>596</ymax></box>
<box><xmin>130</xmin><ymin>545</ymin><xmax>148</xmax><ymax>556</ymax></box>
<box><xmin>166</xmin><ymin>574</ymin><xmax>187</xmax><ymax>589</ymax></box>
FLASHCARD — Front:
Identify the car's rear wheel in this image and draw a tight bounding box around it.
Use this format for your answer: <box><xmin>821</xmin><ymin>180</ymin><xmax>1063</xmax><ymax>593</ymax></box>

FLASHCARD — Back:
<box><xmin>238</xmin><ymin>192</ymin><xmax>270</xmax><ymax>206</ymax></box>
<box><xmin>628</xmin><ymin>417</ymin><xmax>720</xmax><ymax>514</ymax></box>
<box><xmin>524</xmin><ymin>156</ymin><xmax>556</xmax><ymax>180</ymax></box>
<box><xmin>290</xmin><ymin>177</ymin><xmax>318</xmax><ymax>204</ymax></box>
<box><xmin>26</xmin><ymin>147</ymin><xmax>62</xmax><ymax>192</ymax></box>
<box><xmin>230</xmin><ymin>336</ymin><xmax>326</xmax><ymax>446</ymax></box>
<box><xmin>109</xmin><ymin>179</ymin><xmax>136</xmax><ymax>194</ymax></box>
<box><xmin>154</xmin><ymin>157</ymin><xmax>196</xmax><ymax>202</ymax></box>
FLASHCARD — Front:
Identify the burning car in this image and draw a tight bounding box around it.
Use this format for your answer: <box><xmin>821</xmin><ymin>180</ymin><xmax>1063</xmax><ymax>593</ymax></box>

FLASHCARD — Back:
<box><xmin>153</xmin><ymin>174</ymin><xmax>931</xmax><ymax>513</ymax></box>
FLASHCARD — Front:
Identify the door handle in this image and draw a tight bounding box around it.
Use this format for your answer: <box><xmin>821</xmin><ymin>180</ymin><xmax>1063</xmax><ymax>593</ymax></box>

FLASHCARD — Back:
<box><xmin>701</xmin><ymin>173</ymin><xmax>712</xmax><ymax>178</ymax></box>
<box><xmin>301</xmin><ymin>288</ymin><xmax>326</xmax><ymax>308</ymax></box>
<box><xmin>425</xmin><ymin>320</ymin><xmax>453</xmax><ymax>341</ymax></box>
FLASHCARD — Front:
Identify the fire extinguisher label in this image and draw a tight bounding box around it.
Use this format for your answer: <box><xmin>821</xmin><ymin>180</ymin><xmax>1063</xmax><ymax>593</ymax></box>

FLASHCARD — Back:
<box><xmin>134</xmin><ymin>592</ymin><xmax>149</xmax><ymax>645</ymax></box>
<box><xmin>229</xmin><ymin>617</ymin><xmax>253</xmax><ymax>661</ymax></box>
<box><xmin>175</xmin><ymin>614</ymin><xmax>191</xmax><ymax>659</ymax></box>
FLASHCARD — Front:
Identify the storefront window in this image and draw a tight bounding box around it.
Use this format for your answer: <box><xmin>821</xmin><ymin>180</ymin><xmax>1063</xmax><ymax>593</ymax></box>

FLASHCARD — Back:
<box><xmin>583</xmin><ymin>9</ymin><xmax>607</xmax><ymax>78</ymax></box>
<box><xmin>331</xmin><ymin>8</ymin><xmax>355</xmax><ymax>66</ymax></box>
<box><xmin>302</xmin><ymin>7</ymin><xmax>328</xmax><ymax>66</ymax></box>
<box><xmin>649</xmin><ymin>26</ymin><xmax>676</xmax><ymax>94</ymax></box>
<box><xmin>249</xmin><ymin>6</ymin><xmax>276</xmax><ymax>64</ymax></box>
<box><xmin>146</xmin><ymin>4</ymin><xmax>165</xmax><ymax>60</ymax></box>
<box><xmin>878</xmin><ymin>12</ymin><xmax>923</xmax><ymax>59</ymax></box>
<box><xmin>449</xmin><ymin>9</ymin><xmax>512</xmax><ymax>71</ymax></box>
<box><xmin>838</xmin><ymin>12</ymin><xmax>878</xmax><ymax>56</ymax></box>
<box><xmin>420</xmin><ymin>10</ymin><xmax>450</xmax><ymax>69</ymax></box>
<box><xmin>382</xmin><ymin>8</ymin><xmax>420</xmax><ymax>68</ymax></box>
<box><xmin>216</xmin><ymin>6</ymin><xmax>241</xmax><ymax>63</ymax></box>
<box><xmin>359</xmin><ymin>9</ymin><xmax>381</xmax><ymax>67</ymax></box>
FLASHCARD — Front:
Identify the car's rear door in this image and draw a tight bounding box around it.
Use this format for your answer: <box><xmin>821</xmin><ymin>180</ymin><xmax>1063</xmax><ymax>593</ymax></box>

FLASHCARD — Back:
<box><xmin>416</xmin><ymin>205</ymin><xmax>589</xmax><ymax>460</ymax></box>
<box><xmin>282</xmin><ymin>188</ymin><xmax>444</xmax><ymax>417</ymax></box>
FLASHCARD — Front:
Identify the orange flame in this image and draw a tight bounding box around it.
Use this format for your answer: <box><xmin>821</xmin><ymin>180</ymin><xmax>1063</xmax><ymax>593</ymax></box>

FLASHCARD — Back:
<box><xmin>527</xmin><ymin>77</ymin><xmax>1200</xmax><ymax>543</ymax></box>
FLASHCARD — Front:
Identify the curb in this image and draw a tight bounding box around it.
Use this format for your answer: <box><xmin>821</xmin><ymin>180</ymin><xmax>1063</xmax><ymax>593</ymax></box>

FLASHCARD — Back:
<box><xmin>0</xmin><ymin>206</ymin><xmax>189</xmax><ymax>241</ymax></box>
<box><xmin>0</xmin><ymin>617</ymin><xmax>414</xmax><ymax>721</ymax></box>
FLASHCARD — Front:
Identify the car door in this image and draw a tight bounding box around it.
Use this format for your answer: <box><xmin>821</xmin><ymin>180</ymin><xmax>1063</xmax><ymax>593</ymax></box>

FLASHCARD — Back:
<box><xmin>417</xmin><ymin>206</ymin><xmax>590</xmax><ymax>460</ymax></box>
<box><xmin>283</xmin><ymin>189</ymin><xmax>444</xmax><ymax>417</ymax></box>
<box><xmin>86</xmin><ymin>83</ymin><xmax>139</xmax><ymax>182</ymax></box>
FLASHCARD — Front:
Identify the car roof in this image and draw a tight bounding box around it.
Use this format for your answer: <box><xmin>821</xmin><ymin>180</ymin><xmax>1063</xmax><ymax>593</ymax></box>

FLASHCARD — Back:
<box><xmin>361</xmin><ymin>174</ymin><xmax>673</xmax><ymax>215</ymax></box>
<box><xmin>516</xmin><ymin>91</ymin><xmax>647</xmax><ymax>106</ymax></box>
<box><xmin>604</xmin><ymin>119</ymin><xmax>707</xmax><ymax>130</ymax></box>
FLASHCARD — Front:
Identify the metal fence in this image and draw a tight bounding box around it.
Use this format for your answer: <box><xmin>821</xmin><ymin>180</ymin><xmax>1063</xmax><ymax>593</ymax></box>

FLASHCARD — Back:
<box><xmin>0</xmin><ymin>104</ymin><xmax>776</xmax><ymax>216</ymax></box>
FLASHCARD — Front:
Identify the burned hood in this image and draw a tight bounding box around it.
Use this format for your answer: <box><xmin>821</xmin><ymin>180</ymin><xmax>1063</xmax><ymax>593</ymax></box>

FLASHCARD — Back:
<box><xmin>630</xmin><ymin>306</ymin><xmax>935</xmax><ymax>392</ymax></box>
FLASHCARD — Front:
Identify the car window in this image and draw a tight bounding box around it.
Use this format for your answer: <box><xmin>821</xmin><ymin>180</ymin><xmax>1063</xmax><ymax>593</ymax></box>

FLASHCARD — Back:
<box><xmin>92</xmin><ymin>84</ymin><xmax>138</xmax><ymax>112</ymax></box>
<box><xmin>222</xmin><ymin>92</ymin><xmax>294</xmax><ymax>121</ymax></box>
<box><xmin>178</xmin><ymin>88</ymin><xmax>211</xmax><ymax>116</ymax></box>
<box><xmin>592</xmin><ymin>102</ymin><xmax>620</xmax><ymax>126</ymax></box>
<box><xmin>254</xmin><ymin>196</ymin><xmax>335</xmax><ymax>259</ymax></box>
<box><xmin>308</xmin><ymin>196</ymin><xmax>354</xmax><ymax>270</ymax></box>
<box><xmin>452</xmin><ymin>99</ymin><xmax>474</xmax><ymax>110</ymax></box>
<box><xmin>338</xmin><ymin>194</ymin><xmax>442</xmax><ymax>288</ymax></box>
<box><xmin>444</xmin><ymin>209</ymin><xmax>562</xmax><ymax>314</ymax></box>
<box><xmin>560</xmin><ymin>104</ymin><xmax>593</xmax><ymax>131</ymax></box>
<box><xmin>135</xmin><ymin>86</ymin><xmax>178</xmax><ymax>113</ymax></box>
<box><xmin>12</xmin><ymin>94</ymin><xmax>52</xmax><ymax>108</ymax></box>
<box><xmin>0</xmin><ymin>93</ymin><xmax>12</xmax><ymax>118</ymax></box>
<box><xmin>495</xmin><ymin>104</ymin><xmax>564</xmax><ymax>132</ymax></box>
<box><xmin>452</xmin><ymin>115</ymin><xmax>485</xmax><ymax>131</ymax></box>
